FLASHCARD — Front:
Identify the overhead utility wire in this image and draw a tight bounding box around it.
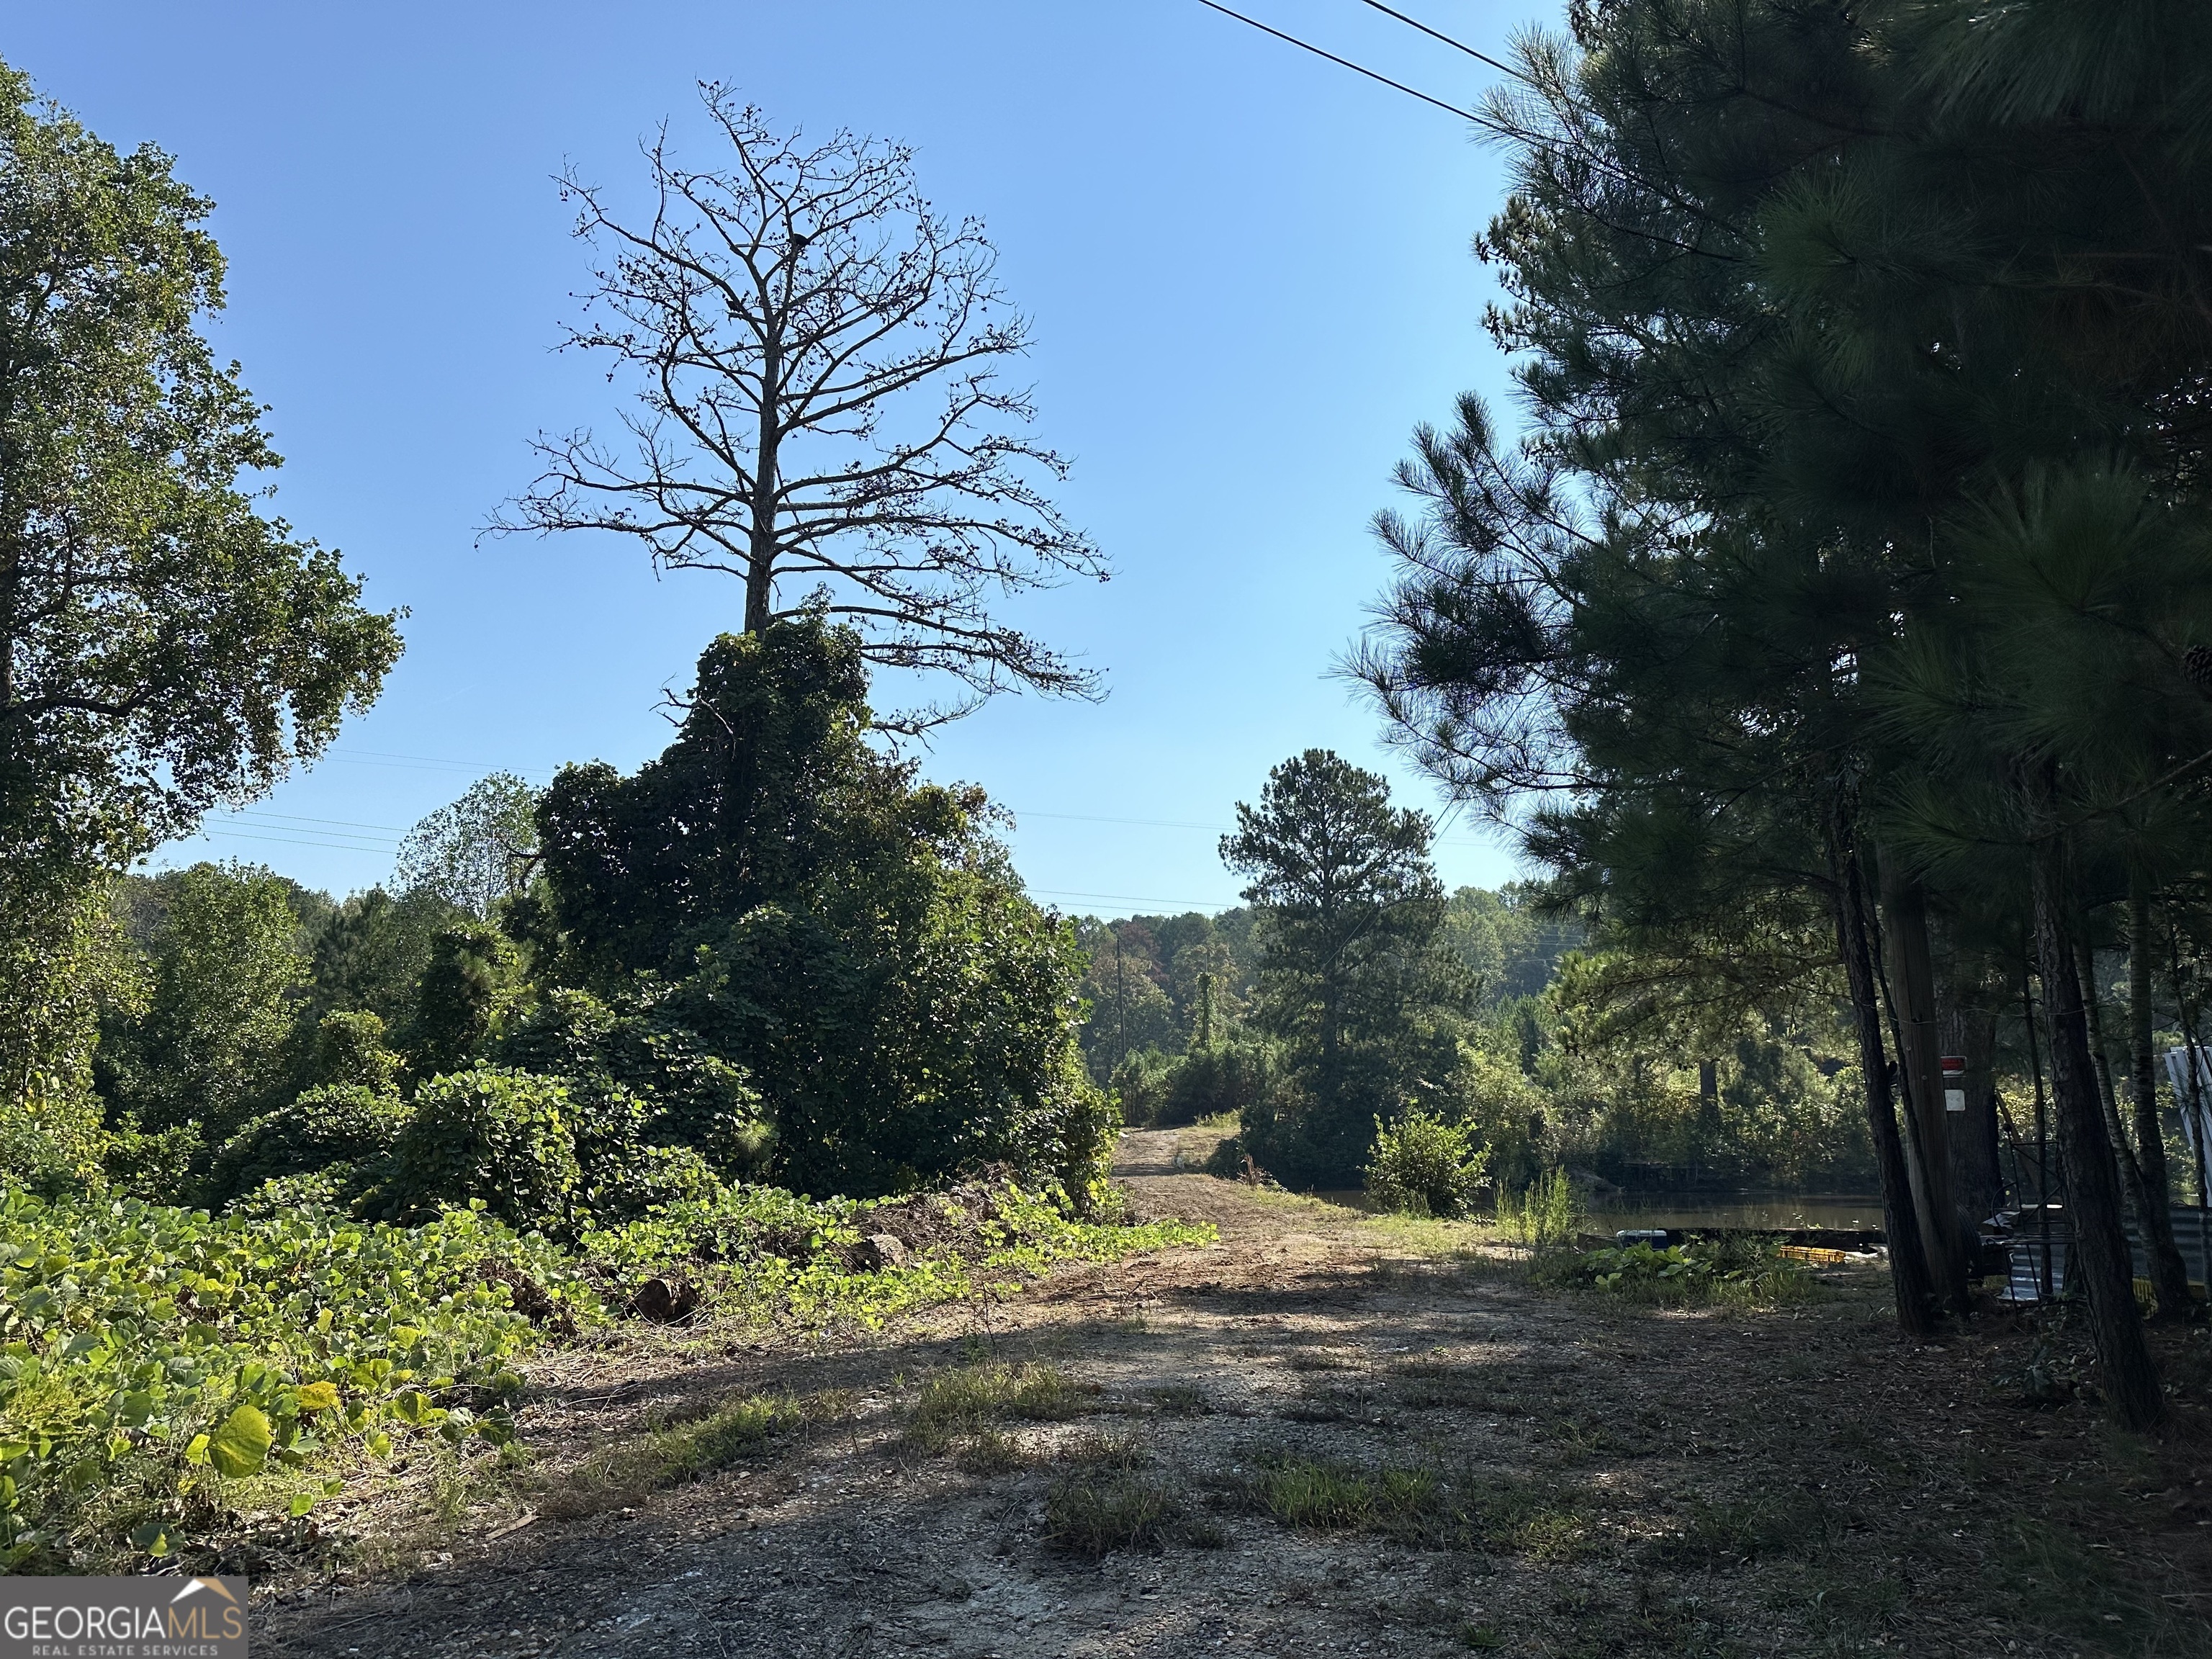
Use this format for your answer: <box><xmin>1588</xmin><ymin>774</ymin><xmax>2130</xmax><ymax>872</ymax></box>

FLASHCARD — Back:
<box><xmin>1199</xmin><ymin>0</ymin><xmax>1740</xmax><ymax>253</ymax></box>
<box><xmin>1192</xmin><ymin>0</ymin><xmax>1486</xmax><ymax>124</ymax></box>
<box><xmin>1352</xmin><ymin>0</ymin><xmax>1521</xmax><ymax>82</ymax></box>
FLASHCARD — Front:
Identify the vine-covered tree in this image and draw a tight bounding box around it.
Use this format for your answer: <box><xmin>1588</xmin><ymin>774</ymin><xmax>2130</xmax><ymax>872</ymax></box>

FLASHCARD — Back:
<box><xmin>493</xmin><ymin>89</ymin><xmax>1107</xmax><ymax>729</ymax></box>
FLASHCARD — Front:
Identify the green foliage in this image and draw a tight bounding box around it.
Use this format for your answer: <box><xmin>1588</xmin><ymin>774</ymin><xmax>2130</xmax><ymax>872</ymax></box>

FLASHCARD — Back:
<box><xmin>374</xmin><ymin>1069</ymin><xmax>579</xmax><ymax>1231</ymax></box>
<box><xmin>396</xmin><ymin>773</ymin><xmax>539</xmax><ymax>919</ymax></box>
<box><xmin>581</xmin><ymin>1179</ymin><xmax>1212</xmax><ymax>1332</ymax></box>
<box><xmin>0</xmin><ymin>871</ymin><xmax>130</xmax><ymax>1191</ymax></box>
<box><xmin>1537</xmin><ymin>1238</ymin><xmax>1814</xmax><ymax>1308</ymax></box>
<box><xmin>306</xmin><ymin>1010</ymin><xmax>404</xmax><ymax>1094</ymax></box>
<box><xmin>0</xmin><ymin>53</ymin><xmax>399</xmax><ymax>937</ymax></box>
<box><xmin>106</xmin><ymin>863</ymin><xmax>308</xmax><ymax>1146</ymax></box>
<box><xmin>1364</xmin><ymin>1110</ymin><xmax>1490</xmax><ymax>1219</ymax></box>
<box><xmin>0</xmin><ymin>1185</ymin><xmax>588</xmax><ymax>1568</ymax></box>
<box><xmin>207</xmin><ymin>1084</ymin><xmax>410</xmax><ymax>1210</ymax></box>
<box><xmin>1221</xmin><ymin>750</ymin><xmax>1467</xmax><ymax>1188</ymax></box>
<box><xmin>303</xmin><ymin>886</ymin><xmax>468</xmax><ymax>1035</ymax></box>
<box><xmin>533</xmin><ymin>621</ymin><xmax>1104</xmax><ymax>1201</ymax></box>
<box><xmin>499</xmin><ymin>986</ymin><xmax>773</xmax><ymax>1190</ymax></box>
<box><xmin>1498</xmin><ymin>1170</ymin><xmax>1583</xmax><ymax>1253</ymax></box>
<box><xmin>1441</xmin><ymin>885</ymin><xmax>1582</xmax><ymax>1009</ymax></box>
<box><xmin>412</xmin><ymin>925</ymin><xmax>526</xmax><ymax>1079</ymax></box>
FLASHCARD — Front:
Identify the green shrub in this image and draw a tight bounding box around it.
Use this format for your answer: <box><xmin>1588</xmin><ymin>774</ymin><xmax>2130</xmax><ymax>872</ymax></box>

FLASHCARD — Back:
<box><xmin>1159</xmin><ymin>1040</ymin><xmax>1272</xmax><ymax>1128</ymax></box>
<box><xmin>0</xmin><ymin>1185</ymin><xmax>593</xmax><ymax>1568</ymax></box>
<box><xmin>207</xmin><ymin>1084</ymin><xmax>410</xmax><ymax>1208</ymax></box>
<box><xmin>99</xmin><ymin>1116</ymin><xmax>207</xmax><ymax>1204</ymax></box>
<box><xmin>1364</xmin><ymin>1110</ymin><xmax>1490</xmax><ymax>1218</ymax></box>
<box><xmin>1538</xmin><ymin>1237</ymin><xmax>1814</xmax><ymax>1307</ymax></box>
<box><xmin>498</xmin><ymin>988</ymin><xmax>773</xmax><ymax>1180</ymax></box>
<box><xmin>373</xmin><ymin>1068</ymin><xmax>580</xmax><ymax>1230</ymax></box>
<box><xmin>306</xmin><ymin>1010</ymin><xmax>404</xmax><ymax>1093</ymax></box>
<box><xmin>1109</xmin><ymin>1050</ymin><xmax>1174</xmax><ymax>1127</ymax></box>
<box><xmin>1499</xmin><ymin>1168</ymin><xmax>1583</xmax><ymax>1251</ymax></box>
<box><xmin>586</xmin><ymin>1141</ymin><xmax>721</xmax><ymax>1221</ymax></box>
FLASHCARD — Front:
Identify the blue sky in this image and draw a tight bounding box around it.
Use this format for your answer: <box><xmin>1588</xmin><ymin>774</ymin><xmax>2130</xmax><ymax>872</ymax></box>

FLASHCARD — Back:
<box><xmin>13</xmin><ymin>0</ymin><xmax>1542</xmax><ymax>914</ymax></box>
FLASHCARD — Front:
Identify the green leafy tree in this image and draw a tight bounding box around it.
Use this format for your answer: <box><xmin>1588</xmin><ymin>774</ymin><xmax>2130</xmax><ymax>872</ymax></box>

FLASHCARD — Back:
<box><xmin>0</xmin><ymin>62</ymin><xmax>400</xmax><ymax>1150</ymax></box>
<box><xmin>532</xmin><ymin>618</ymin><xmax>1108</xmax><ymax>1200</ymax></box>
<box><xmin>305</xmin><ymin>886</ymin><xmax>468</xmax><ymax>1033</ymax></box>
<box><xmin>395</xmin><ymin>773</ymin><xmax>540</xmax><ymax>918</ymax></box>
<box><xmin>412</xmin><ymin>923</ymin><xmax>527</xmax><ymax>1079</ymax></box>
<box><xmin>1220</xmin><ymin>750</ymin><xmax>1462</xmax><ymax>1186</ymax></box>
<box><xmin>107</xmin><ymin>862</ymin><xmax>308</xmax><ymax>1147</ymax></box>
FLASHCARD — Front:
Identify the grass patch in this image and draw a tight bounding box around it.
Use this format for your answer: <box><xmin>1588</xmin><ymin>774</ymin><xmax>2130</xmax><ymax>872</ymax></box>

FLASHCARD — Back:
<box><xmin>1221</xmin><ymin>1455</ymin><xmax>1586</xmax><ymax>1557</ymax></box>
<box><xmin>536</xmin><ymin>1388</ymin><xmax>820</xmax><ymax>1516</ymax></box>
<box><xmin>906</xmin><ymin>1361</ymin><xmax>1097</xmax><ymax>1455</ymax></box>
<box><xmin>1644</xmin><ymin>1493</ymin><xmax>1836</xmax><ymax>1571</ymax></box>
<box><xmin>1043</xmin><ymin>1471</ymin><xmax>1181</xmax><ymax>1555</ymax></box>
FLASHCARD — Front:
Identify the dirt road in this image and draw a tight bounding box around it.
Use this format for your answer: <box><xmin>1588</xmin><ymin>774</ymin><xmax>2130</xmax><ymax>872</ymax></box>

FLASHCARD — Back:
<box><xmin>258</xmin><ymin>1130</ymin><xmax>2212</xmax><ymax>1659</ymax></box>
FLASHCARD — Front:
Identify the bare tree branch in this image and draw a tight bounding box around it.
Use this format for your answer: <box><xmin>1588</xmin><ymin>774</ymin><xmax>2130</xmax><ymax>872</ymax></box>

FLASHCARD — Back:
<box><xmin>487</xmin><ymin>89</ymin><xmax>1108</xmax><ymax>725</ymax></box>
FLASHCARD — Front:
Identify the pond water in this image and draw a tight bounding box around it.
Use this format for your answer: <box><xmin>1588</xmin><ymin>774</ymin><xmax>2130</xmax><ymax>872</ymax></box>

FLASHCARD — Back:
<box><xmin>1586</xmin><ymin>1193</ymin><xmax>1888</xmax><ymax>1233</ymax></box>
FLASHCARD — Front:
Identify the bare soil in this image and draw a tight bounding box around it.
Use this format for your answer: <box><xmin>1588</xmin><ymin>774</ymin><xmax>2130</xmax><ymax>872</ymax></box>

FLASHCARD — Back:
<box><xmin>256</xmin><ymin>1129</ymin><xmax>2212</xmax><ymax>1659</ymax></box>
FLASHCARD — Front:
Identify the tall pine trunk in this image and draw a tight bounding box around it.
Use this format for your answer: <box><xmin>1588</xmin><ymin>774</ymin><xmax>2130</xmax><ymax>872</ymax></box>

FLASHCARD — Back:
<box><xmin>1830</xmin><ymin>814</ymin><xmax>1937</xmax><ymax>1335</ymax></box>
<box><xmin>2128</xmin><ymin>882</ymin><xmax>2194</xmax><ymax>1318</ymax></box>
<box><xmin>1938</xmin><ymin>1002</ymin><xmax>2006</xmax><ymax>1226</ymax></box>
<box><xmin>1878</xmin><ymin>856</ymin><xmax>1968</xmax><ymax>1310</ymax></box>
<box><xmin>2026</xmin><ymin>792</ymin><xmax>2164</xmax><ymax>1427</ymax></box>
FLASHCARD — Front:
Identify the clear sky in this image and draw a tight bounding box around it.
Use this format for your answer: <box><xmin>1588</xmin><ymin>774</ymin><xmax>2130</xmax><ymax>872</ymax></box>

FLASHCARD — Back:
<box><xmin>12</xmin><ymin>0</ymin><xmax>1543</xmax><ymax>914</ymax></box>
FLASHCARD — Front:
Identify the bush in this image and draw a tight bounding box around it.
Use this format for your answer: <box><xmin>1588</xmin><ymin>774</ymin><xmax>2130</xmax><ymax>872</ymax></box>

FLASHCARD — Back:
<box><xmin>498</xmin><ymin>988</ymin><xmax>773</xmax><ymax>1180</ymax></box>
<box><xmin>1109</xmin><ymin>1050</ymin><xmax>1174</xmax><ymax>1126</ymax></box>
<box><xmin>99</xmin><ymin>1116</ymin><xmax>207</xmax><ymax>1204</ymax></box>
<box><xmin>1534</xmin><ymin>1237</ymin><xmax>1814</xmax><ymax>1307</ymax></box>
<box><xmin>1364</xmin><ymin>1110</ymin><xmax>1490</xmax><ymax>1218</ymax></box>
<box><xmin>207</xmin><ymin>1084</ymin><xmax>410</xmax><ymax>1208</ymax></box>
<box><xmin>372</xmin><ymin>1068</ymin><xmax>580</xmax><ymax>1230</ymax></box>
<box><xmin>306</xmin><ymin>1010</ymin><xmax>404</xmax><ymax>1093</ymax></box>
<box><xmin>1159</xmin><ymin>1040</ymin><xmax>1272</xmax><ymax>1128</ymax></box>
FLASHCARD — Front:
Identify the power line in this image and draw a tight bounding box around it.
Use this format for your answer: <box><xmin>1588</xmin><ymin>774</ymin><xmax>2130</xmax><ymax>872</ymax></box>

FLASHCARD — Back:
<box><xmin>226</xmin><ymin>809</ymin><xmax>410</xmax><ymax>835</ymax></box>
<box><xmin>1192</xmin><ymin>0</ymin><xmax>1487</xmax><ymax>125</ymax></box>
<box><xmin>1352</xmin><ymin>0</ymin><xmax>1521</xmax><ymax>83</ymax></box>
<box><xmin>1030</xmin><ymin>886</ymin><xmax>1246</xmax><ymax>911</ymax></box>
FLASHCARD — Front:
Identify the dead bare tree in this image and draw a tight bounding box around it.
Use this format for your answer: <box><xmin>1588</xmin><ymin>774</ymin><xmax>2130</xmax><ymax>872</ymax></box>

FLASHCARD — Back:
<box><xmin>490</xmin><ymin>87</ymin><xmax>1107</xmax><ymax>730</ymax></box>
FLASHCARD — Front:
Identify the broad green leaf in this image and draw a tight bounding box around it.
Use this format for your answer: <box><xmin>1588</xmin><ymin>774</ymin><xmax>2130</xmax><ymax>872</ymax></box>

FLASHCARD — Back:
<box><xmin>207</xmin><ymin>1403</ymin><xmax>273</xmax><ymax>1478</ymax></box>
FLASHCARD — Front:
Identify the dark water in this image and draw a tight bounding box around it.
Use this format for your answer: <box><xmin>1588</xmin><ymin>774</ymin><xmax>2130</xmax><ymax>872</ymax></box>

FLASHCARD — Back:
<box><xmin>1587</xmin><ymin>1193</ymin><xmax>1887</xmax><ymax>1233</ymax></box>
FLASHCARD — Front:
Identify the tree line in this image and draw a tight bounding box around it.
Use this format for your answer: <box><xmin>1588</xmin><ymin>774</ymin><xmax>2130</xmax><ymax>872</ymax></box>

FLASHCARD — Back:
<box><xmin>1349</xmin><ymin>0</ymin><xmax>2212</xmax><ymax>1429</ymax></box>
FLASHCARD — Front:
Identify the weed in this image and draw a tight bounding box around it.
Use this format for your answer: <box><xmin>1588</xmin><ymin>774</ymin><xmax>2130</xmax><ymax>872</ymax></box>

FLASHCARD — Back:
<box><xmin>1058</xmin><ymin>1428</ymin><xmax>1149</xmax><ymax>1470</ymax></box>
<box><xmin>1499</xmin><ymin>1169</ymin><xmax>1584</xmax><ymax>1251</ymax></box>
<box><xmin>539</xmin><ymin>1390</ymin><xmax>802</xmax><ymax>1516</ymax></box>
<box><xmin>956</xmin><ymin>1431</ymin><xmax>1029</xmax><ymax>1475</ymax></box>
<box><xmin>1043</xmin><ymin>1472</ymin><xmax>1179</xmax><ymax>1555</ymax></box>
<box><xmin>1534</xmin><ymin>1236</ymin><xmax>1817</xmax><ymax>1308</ymax></box>
<box><xmin>1225</xmin><ymin>1455</ymin><xmax>1586</xmax><ymax>1557</ymax></box>
<box><xmin>906</xmin><ymin>1361</ymin><xmax>1097</xmax><ymax>1455</ymax></box>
